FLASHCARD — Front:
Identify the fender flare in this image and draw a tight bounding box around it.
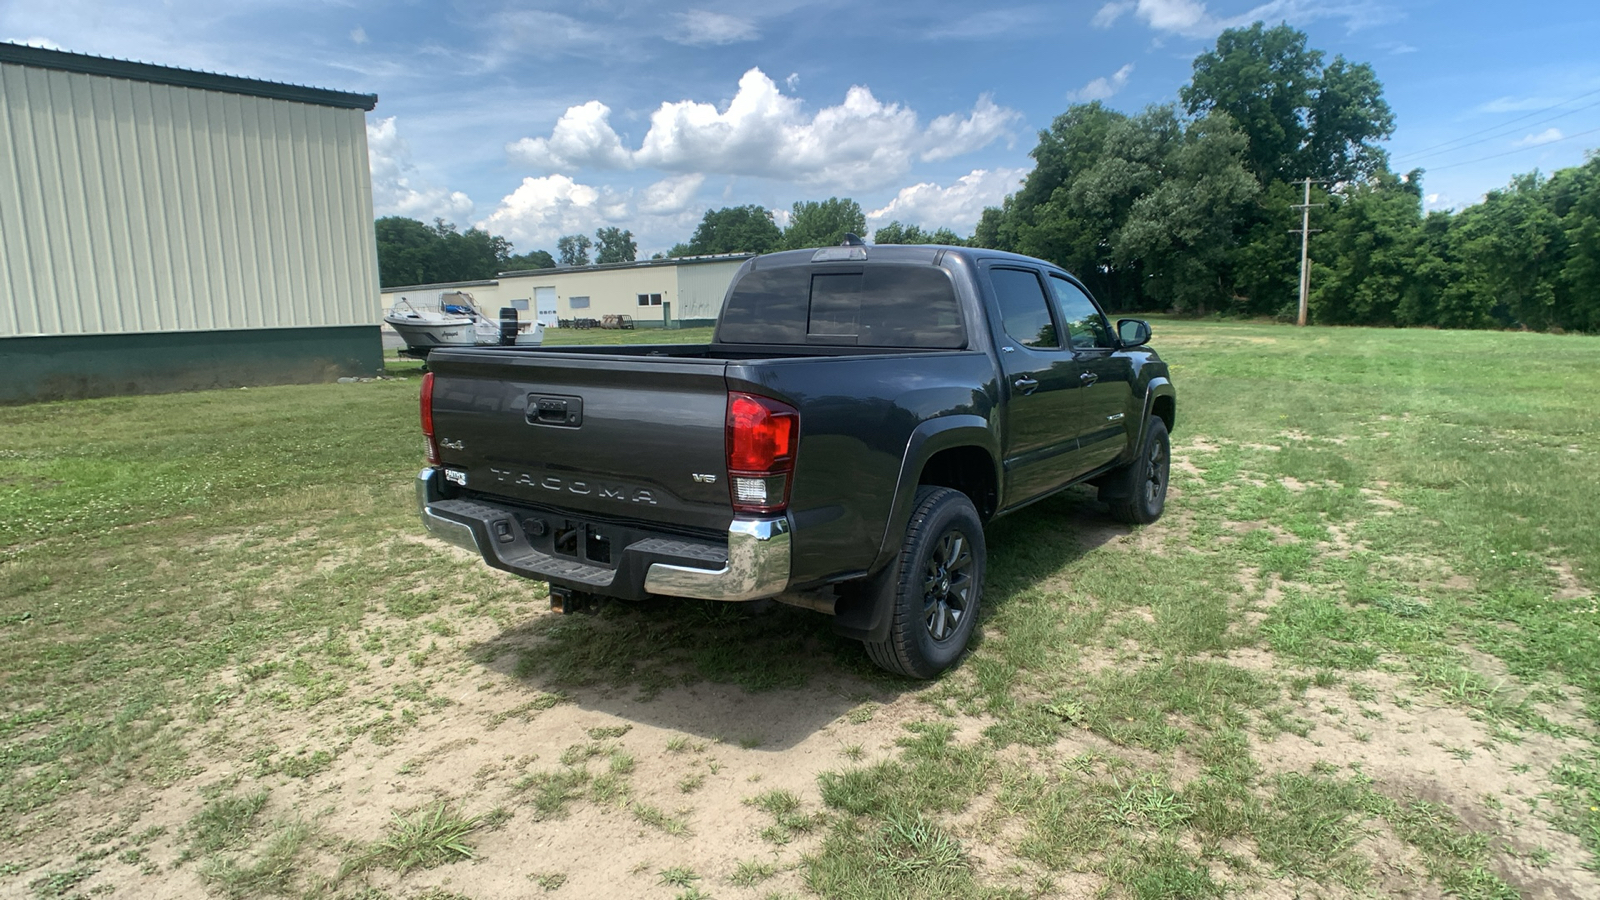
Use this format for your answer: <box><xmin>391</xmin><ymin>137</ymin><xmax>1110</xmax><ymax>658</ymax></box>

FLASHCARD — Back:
<box><xmin>834</xmin><ymin>414</ymin><xmax>997</xmax><ymax>643</ymax></box>
<box><xmin>1135</xmin><ymin>377</ymin><xmax>1176</xmax><ymax>450</ymax></box>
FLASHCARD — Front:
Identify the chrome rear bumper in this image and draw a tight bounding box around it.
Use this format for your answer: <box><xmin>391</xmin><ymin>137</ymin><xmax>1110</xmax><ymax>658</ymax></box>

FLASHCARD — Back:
<box><xmin>414</xmin><ymin>468</ymin><xmax>790</xmax><ymax>602</ymax></box>
<box><xmin>642</xmin><ymin>517</ymin><xmax>790</xmax><ymax>602</ymax></box>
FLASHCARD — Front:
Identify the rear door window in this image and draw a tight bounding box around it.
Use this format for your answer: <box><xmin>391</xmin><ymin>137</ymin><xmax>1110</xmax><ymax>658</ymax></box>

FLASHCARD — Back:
<box><xmin>989</xmin><ymin>267</ymin><xmax>1060</xmax><ymax>349</ymax></box>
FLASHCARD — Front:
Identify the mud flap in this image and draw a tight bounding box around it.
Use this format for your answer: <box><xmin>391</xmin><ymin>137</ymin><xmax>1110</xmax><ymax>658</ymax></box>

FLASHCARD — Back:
<box><xmin>831</xmin><ymin>565</ymin><xmax>896</xmax><ymax>643</ymax></box>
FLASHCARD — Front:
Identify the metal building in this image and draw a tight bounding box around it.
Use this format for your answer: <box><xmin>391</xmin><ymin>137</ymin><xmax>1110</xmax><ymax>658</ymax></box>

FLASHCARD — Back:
<box><xmin>380</xmin><ymin>254</ymin><xmax>752</xmax><ymax>332</ymax></box>
<box><xmin>0</xmin><ymin>43</ymin><xmax>382</xmax><ymax>403</ymax></box>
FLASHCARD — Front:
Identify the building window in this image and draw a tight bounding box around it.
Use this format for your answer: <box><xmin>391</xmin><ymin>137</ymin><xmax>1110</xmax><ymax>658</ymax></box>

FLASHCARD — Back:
<box><xmin>511</xmin><ymin>298</ymin><xmax>530</xmax><ymax>311</ymax></box>
<box><xmin>637</xmin><ymin>293</ymin><xmax>662</xmax><ymax>307</ymax></box>
<box><xmin>570</xmin><ymin>296</ymin><xmax>590</xmax><ymax>309</ymax></box>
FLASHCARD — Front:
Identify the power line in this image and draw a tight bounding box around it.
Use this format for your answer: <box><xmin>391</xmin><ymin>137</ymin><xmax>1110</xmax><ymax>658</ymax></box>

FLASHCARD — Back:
<box><xmin>1421</xmin><ymin>124</ymin><xmax>1600</xmax><ymax>173</ymax></box>
<box><xmin>1396</xmin><ymin>98</ymin><xmax>1600</xmax><ymax>164</ymax></box>
<box><xmin>1394</xmin><ymin>85</ymin><xmax>1600</xmax><ymax>161</ymax></box>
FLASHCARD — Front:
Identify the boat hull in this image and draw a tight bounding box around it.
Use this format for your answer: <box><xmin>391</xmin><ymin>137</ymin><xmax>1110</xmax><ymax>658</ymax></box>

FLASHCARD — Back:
<box><xmin>384</xmin><ymin>314</ymin><xmax>478</xmax><ymax>349</ymax></box>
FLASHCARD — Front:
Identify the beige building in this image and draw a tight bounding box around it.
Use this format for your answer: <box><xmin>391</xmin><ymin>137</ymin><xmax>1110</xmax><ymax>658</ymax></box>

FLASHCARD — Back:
<box><xmin>0</xmin><ymin>43</ymin><xmax>381</xmax><ymax>402</ymax></box>
<box><xmin>381</xmin><ymin>254</ymin><xmax>751</xmax><ymax>331</ymax></box>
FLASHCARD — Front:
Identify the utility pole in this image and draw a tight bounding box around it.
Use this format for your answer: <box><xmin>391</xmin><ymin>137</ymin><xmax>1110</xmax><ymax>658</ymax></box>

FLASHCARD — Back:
<box><xmin>1289</xmin><ymin>179</ymin><xmax>1326</xmax><ymax>327</ymax></box>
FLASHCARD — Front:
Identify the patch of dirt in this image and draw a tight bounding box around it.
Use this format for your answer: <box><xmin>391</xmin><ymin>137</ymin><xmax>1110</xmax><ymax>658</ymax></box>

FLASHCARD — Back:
<box><xmin>1252</xmin><ymin>662</ymin><xmax>1600</xmax><ymax>900</ymax></box>
<box><xmin>1549</xmin><ymin>559</ymin><xmax>1594</xmax><ymax>603</ymax></box>
<box><xmin>1171</xmin><ymin>452</ymin><xmax>1206</xmax><ymax>477</ymax></box>
<box><xmin>10</xmin><ymin>573</ymin><xmax>964</xmax><ymax>899</ymax></box>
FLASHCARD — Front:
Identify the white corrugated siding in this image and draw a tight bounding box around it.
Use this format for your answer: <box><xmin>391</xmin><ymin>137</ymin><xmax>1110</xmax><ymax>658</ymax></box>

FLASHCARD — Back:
<box><xmin>0</xmin><ymin>62</ymin><xmax>378</xmax><ymax>337</ymax></box>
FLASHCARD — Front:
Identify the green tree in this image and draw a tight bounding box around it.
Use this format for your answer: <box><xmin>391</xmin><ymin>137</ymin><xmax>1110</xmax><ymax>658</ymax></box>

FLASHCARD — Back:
<box><xmin>556</xmin><ymin>233</ymin><xmax>593</xmax><ymax>267</ymax></box>
<box><xmin>687</xmin><ymin>205</ymin><xmax>783</xmax><ymax>254</ymax></box>
<box><xmin>594</xmin><ymin>227</ymin><xmax>637</xmax><ymax>264</ymax></box>
<box><xmin>783</xmin><ymin>198</ymin><xmax>866</xmax><ymax>250</ymax></box>
<box><xmin>1111</xmin><ymin>110</ymin><xmax>1259</xmax><ymax>313</ymax></box>
<box><xmin>374</xmin><ymin>217</ymin><xmax>512</xmax><ymax>287</ymax></box>
<box><xmin>503</xmin><ymin>249</ymin><xmax>555</xmax><ymax>271</ymax></box>
<box><xmin>1449</xmin><ymin>172</ymin><xmax>1567</xmax><ymax>330</ymax></box>
<box><xmin>974</xmin><ymin>102</ymin><xmax>1150</xmax><ymax>303</ymax></box>
<box><xmin>1308</xmin><ymin>171</ymin><xmax>1428</xmax><ymax>325</ymax></box>
<box><xmin>871</xmin><ymin>222</ymin><xmax>965</xmax><ymax>245</ymax></box>
<box><xmin>1554</xmin><ymin>154</ymin><xmax>1600</xmax><ymax>331</ymax></box>
<box><xmin>1228</xmin><ymin>180</ymin><xmax>1319</xmax><ymax>317</ymax></box>
<box><xmin>1182</xmin><ymin>22</ymin><xmax>1393</xmax><ymax>184</ymax></box>
<box><xmin>870</xmin><ymin>221</ymin><xmax>926</xmax><ymax>244</ymax></box>
<box><xmin>375</xmin><ymin>216</ymin><xmax>439</xmax><ymax>287</ymax></box>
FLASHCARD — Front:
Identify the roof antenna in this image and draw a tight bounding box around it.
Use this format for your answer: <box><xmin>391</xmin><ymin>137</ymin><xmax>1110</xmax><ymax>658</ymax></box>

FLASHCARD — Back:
<box><xmin>840</xmin><ymin>233</ymin><xmax>864</xmax><ymax>246</ymax></box>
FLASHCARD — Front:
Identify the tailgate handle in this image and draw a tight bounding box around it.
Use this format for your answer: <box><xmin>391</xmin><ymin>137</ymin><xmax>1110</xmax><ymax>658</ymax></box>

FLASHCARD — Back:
<box><xmin>528</xmin><ymin>394</ymin><xmax>583</xmax><ymax>427</ymax></box>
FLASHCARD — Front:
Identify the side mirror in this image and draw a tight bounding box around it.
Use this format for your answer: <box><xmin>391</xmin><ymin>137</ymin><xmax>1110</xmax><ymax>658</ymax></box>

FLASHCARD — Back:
<box><xmin>1117</xmin><ymin>318</ymin><xmax>1151</xmax><ymax>348</ymax></box>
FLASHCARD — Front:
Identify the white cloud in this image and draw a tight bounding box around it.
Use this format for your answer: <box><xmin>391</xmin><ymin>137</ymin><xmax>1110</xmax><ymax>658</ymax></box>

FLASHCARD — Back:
<box><xmin>638</xmin><ymin>174</ymin><xmax>705</xmax><ymax>215</ymax></box>
<box><xmin>1092</xmin><ymin>2</ymin><xmax>1134</xmax><ymax>28</ymax></box>
<box><xmin>350</xmin><ymin>26</ymin><xmax>367</xmax><ymax>45</ymax></box>
<box><xmin>1069</xmin><ymin>63</ymin><xmax>1135</xmax><ymax>102</ymax></box>
<box><xmin>507</xmin><ymin>101</ymin><xmax>634</xmax><ymax>171</ymax></box>
<box><xmin>507</xmin><ymin>69</ymin><xmax>1022</xmax><ymax>192</ymax></box>
<box><xmin>925</xmin><ymin>8</ymin><xmax>1051</xmax><ymax>40</ymax></box>
<box><xmin>670</xmin><ymin>10</ymin><xmax>759</xmax><ymax>46</ymax></box>
<box><xmin>367</xmin><ymin>117</ymin><xmax>474</xmax><ymax>224</ymax></box>
<box><xmin>632</xmin><ymin>69</ymin><xmax>920</xmax><ymax>190</ymax></box>
<box><xmin>785</xmin><ymin>72</ymin><xmax>801</xmax><ymax>91</ymax></box>
<box><xmin>923</xmin><ymin>95</ymin><xmax>1023</xmax><ymax>161</ymax></box>
<box><xmin>1515</xmin><ymin>128</ymin><xmax>1563</xmax><ymax>147</ymax></box>
<box><xmin>1096</xmin><ymin>0</ymin><xmax>1394</xmax><ymax>40</ymax></box>
<box><xmin>1135</xmin><ymin>0</ymin><xmax>1212</xmax><ymax>34</ymax></box>
<box><xmin>476</xmin><ymin>175</ymin><xmax>610</xmax><ymax>248</ymax></box>
<box><xmin>1481</xmin><ymin>95</ymin><xmax>1556</xmax><ymax>114</ymax></box>
<box><xmin>867</xmin><ymin>167</ymin><xmax>1032</xmax><ymax>233</ymax></box>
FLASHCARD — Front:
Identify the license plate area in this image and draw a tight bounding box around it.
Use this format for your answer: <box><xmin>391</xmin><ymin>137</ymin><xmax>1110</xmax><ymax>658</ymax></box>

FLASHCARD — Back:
<box><xmin>533</xmin><ymin>515</ymin><xmax>618</xmax><ymax>569</ymax></box>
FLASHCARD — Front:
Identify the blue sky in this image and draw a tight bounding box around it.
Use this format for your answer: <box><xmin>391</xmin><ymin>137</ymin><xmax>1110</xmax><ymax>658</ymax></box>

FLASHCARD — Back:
<box><xmin>6</xmin><ymin>1</ymin><xmax>1599</xmax><ymax>257</ymax></box>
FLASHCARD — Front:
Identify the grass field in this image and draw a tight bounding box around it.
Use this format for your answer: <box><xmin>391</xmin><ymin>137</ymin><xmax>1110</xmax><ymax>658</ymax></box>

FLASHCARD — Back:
<box><xmin>2</xmin><ymin>319</ymin><xmax>1597</xmax><ymax>899</ymax></box>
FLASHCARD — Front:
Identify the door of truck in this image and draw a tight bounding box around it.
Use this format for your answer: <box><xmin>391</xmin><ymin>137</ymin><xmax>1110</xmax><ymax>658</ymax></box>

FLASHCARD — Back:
<box><xmin>1048</xmin><ymin>274</ymin><xmax>1135</xmax><ymax>473</ymax></box>
<box><xmin>984</xmin><ymin>263</ymin><xmax>1079</xmax><ymax>504</ymax></box>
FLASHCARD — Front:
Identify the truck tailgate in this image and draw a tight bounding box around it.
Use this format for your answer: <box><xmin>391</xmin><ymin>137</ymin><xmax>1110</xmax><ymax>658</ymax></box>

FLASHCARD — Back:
<box><xmin>426</xmin><ymin>349</ymin><xmax>733</xmax><ymax>534</ymax></box>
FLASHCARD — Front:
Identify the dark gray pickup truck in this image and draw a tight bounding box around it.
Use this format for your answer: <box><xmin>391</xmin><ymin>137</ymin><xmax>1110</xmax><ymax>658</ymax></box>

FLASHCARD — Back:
<box><xmin>415</xmin><ymin>241</ymin><xmax>1175</xmax><ymax>677</ymax></box>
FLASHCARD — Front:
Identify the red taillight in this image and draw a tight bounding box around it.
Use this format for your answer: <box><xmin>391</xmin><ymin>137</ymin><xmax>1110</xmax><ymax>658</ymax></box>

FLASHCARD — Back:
<box><xmin>726</xmin><ymin>392</ymin><xmax>798</xmax><ymax>514</ymax></box>
<box><xmin>420</xmin><ymin>372</ymin><xmax>439</xmax><ymax>465</ymax></box>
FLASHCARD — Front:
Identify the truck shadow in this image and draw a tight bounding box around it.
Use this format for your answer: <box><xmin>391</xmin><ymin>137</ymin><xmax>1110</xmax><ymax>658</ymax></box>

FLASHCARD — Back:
<box><xmin>464</xmin><ymin>485</ymin><xmax>1129</xmax><ymax>749</ymax></box>
<box><xmin>468</xmin><ymin>598</ymin><xmax>891</xmax><ymax>750</ymax></box>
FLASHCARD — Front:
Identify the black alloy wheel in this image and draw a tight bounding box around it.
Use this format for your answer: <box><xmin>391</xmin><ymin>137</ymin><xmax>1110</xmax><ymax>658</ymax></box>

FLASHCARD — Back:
<box><xmin>864</xmin><ymin>486</ymin><xmax>986</xmax><ymax>679</ymax></box>
<box><xmin>923</xmin><ymin>529</ymin><xmax>974</xmax><ymax>643</ymax></box>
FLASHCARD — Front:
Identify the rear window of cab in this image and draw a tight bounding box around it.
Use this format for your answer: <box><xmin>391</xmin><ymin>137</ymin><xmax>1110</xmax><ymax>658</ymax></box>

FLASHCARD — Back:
<box><xmin>718</xmin><ymin>264</ymin><xmax>966</xmax><ymax>349</ymax></box>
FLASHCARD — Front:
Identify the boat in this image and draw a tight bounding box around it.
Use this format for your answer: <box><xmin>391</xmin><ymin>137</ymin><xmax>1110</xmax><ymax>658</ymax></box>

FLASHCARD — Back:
<box><xmin>384</xmin><ymin>291</ymin><xmax>544</xmax><ymax>358</ymax></box>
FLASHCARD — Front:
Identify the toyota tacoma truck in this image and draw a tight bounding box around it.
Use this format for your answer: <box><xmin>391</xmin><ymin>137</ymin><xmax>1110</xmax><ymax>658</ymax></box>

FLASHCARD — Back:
<box><xmin>414</xmin><ymin>240</ymin><xmax>1175</xmax><ymax>678</ymax></box>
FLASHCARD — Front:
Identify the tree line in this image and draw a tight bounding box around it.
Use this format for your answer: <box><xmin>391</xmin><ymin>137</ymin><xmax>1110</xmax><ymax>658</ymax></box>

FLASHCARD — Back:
<box><xmin>374</xmin><ymin>199</ymin><xmax>898</xmax><ymax>288</ymax></box>
<box><xmin>375</xmin><ymin>25</ymin><xmax>1598</xmax><ymax>333</ymax></box>
<box><xmin>969</xmin><ymin>22</ymin><xmax>1600</xmax><ymax>332</ymax></box>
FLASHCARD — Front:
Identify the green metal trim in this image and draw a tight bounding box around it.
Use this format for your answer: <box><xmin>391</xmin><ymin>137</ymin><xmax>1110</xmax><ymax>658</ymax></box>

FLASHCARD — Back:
<box><xmin>0</xmin><ymin>42</ymin><xmax>378</xmax><ymax>111</ymax></box>
<box><xmin>0</xmin><ymin>326</ymin><xmax>383</xmax><ymax>404</ymax></box>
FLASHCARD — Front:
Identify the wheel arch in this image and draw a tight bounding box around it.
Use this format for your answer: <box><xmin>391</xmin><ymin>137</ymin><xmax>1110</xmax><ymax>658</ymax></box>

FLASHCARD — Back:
<box><xmin>835</xmin><ymin>416</ymin><xmax>997</xmax><ymax>645</ymax></box>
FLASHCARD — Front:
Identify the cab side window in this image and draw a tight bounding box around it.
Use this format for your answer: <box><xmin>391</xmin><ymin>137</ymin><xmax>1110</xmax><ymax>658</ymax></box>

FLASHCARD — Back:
<box><xmin>1049</xmin><ymin>276</ymin><xmax>1114</xmax><ymax>350</ymax></box>
<box><xmin>990</xmin><ymin>268</ymin><xmax>1060</xmax><ymax>349</ymax></box>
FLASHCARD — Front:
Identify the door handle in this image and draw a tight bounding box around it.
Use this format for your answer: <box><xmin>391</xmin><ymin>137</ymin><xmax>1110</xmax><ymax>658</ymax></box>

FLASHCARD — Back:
<box><xmin>1013</xmin><ymin>376</ymin><xmax>1039</xmax><ymax>395</ymax></box>
<box><xmin>1079</xmin><ymin>372</ymin><xmax>1099</xmax><ymax>385</ymax></box>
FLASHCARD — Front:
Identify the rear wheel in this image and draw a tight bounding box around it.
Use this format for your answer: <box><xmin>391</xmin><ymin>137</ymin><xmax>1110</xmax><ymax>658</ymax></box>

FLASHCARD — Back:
<box><xmin>1104</xmin><ymin>417</ymin><xmax>1170</xmax><ymax>525</ymax></box>
<box><xmin>864</xmin><ymin>487</ymin><xmax>985</xmax><ymax>679</ymax></box>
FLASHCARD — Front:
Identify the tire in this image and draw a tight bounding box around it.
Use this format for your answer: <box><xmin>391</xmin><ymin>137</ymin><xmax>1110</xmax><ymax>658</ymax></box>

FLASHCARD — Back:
<box><xmin>864</xmin><ymin>487</ymin><xmax>985</xmax><ymax>679</ymax></box>
<box><xmin>1104</xmin><ymin>417</ymin><xmax>1170</xmax><ymax>525</ymax></box>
